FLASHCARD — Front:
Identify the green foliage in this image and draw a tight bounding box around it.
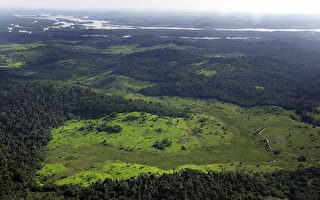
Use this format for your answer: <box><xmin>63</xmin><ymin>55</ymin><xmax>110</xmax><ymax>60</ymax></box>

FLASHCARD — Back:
<box><xmin>153</xmin><ymin>138</ymin><xmax>172</xmax><ymax>150</ymax></box>
<box><xmin>195</xmin><ymin>69</ymin><xmax>217</xmax><ymax>76</ymax></box>
<box><xmin>297</xmin><ymin>156</ymin><xmax>307</xmax><ymax>162</ymax></box>
<box><xmin>274</xmin><ymin>150</ymin><xmax>282</xmax><ymax>155</ymax></box>
<box><xmin>96</xmin><ymin>124</ymin><xmax>122</xmax><ymax>133</ymax></box>
<box><xmin>29</xmin><ymin>167</ymin><xmax>320</xmax><ymax>200</ymax></box>
<box><xmin>123</xmin><ymin>115</ymin><xmax>139</xmax><ymax>121</ymax></box>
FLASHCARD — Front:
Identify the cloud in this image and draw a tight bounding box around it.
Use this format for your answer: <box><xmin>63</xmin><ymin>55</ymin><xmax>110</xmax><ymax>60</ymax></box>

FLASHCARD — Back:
<box><xmin>1</xmin><ymin>0</ymin><xmax>320</xmax><ymax>14</ymax></box>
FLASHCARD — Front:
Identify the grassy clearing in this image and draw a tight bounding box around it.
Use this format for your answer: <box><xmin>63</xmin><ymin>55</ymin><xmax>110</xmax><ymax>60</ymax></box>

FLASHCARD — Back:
<box><xmin>196</xmin><ymin>69</ymin><xmax>217</xmax><ymax>77</ymax></box>
<box><xmin>0</xmin><ymin>43</ymin><xmax>44</xmax><ymax>52</ymax></box>
<box><xmin>38</xmin><ymin>90</ymin><xmax>320</xmax><ymax>186</ymax></box>
<box><xmin>57</xmin><ymin>44</ymin><xmax>138</xmax><ymax>55</ymax></box>
<box><xmin>39</xmin><ymin>160</ymin><xmax>279</xmax><ymax>186</ymax></box>
<box><xmin>16</xmin><ymin>59</ymin><xmax>96</xmax><ymax>81</ymax></box>
<box><xmin>121</xmin><ymin>93</ymin><xmax>320</xmax><ymax>167</ymax></box>
<box><xmin>52</xmin><ymin>42</ymin><xmax>187</xmax><ymax>55</ymax></box>
<box><xmin>242</xmin><ymin>106</ymin><xmax>320</xmax><ymax>165</ymax></box>
<box><xmin>103</xmin><ymin>45</ymin><xmax>137</xmax><ymax>54</ymax></box>
<box><xmin>138</xmin><ymin>43</ymin><xmax>187</xmax><ymax>51</ymax></box>
<box><xmin>100</xmin><ymin>43</ymin><xmax>186</xmax><ymax>55</ymax></box>
<box><xmin>38</xmin><ymin>111</ymin><xmax>235</xmax><ymax>185</ymax></box>
<box><xmin>39</xmin><ymin>107</ymin><xmax>291</xmax><ymax>186</ymax></box>
<box><xmin>48</xmin><ymin>112</ymin><xmax>232</xmax><ymax>154</ymax></box>
<box><xmin>81</xmin><ymin>73</ymin><xmax>156</xmax><ymax>92</ymax></box>
<box><xmin>255</xmin><ymin>86</ymin><xmax>265</xmax><ymax>90</ymax></box>
<box><xmin>0</xmin><ymin>60</ymin><xmax>24</xmax><ymax>68</ymax></box>
<box><xmin>0</xmin><ymin>55</ymin><xmax>24</xmax><ymax>68</ymax></box>
<box><xmin>192</xmin><ymin>60</ymin><xmax>208</xmax><ymax>66</ymax></box>
<box><xmin>52</xmin><ymin>161</ymin><xmax>169</xmax><ymax>186</ymax></box>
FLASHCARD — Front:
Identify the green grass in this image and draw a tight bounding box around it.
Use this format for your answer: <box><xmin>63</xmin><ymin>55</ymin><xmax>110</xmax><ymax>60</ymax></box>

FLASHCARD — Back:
<box><xmin>54</xmin><ymin>43</ymin><xmax>188</xmax><ymax>55</ymax></box>
<box><xmin>0</xmin><ymin>43</ymin><xmax>44</xmax><ymax>52</ymax></box>
<box><xmin>0</xmin><ymin>60</ymin><xmax>24</xmax><ymax>68</ymax></box>
<box><xmin>81</xmin><ymin>73</ymin><xmax>156</xmax><ymax>92</ymax></box>
<box><xmin>138</xmin><ymin>43</ymin><xmax>187</xmax><ymax>51</ymax></box>
<box><xmin>56</xmin><ymin>44</ymin><xmax>138</xmax><ymax>55</ymax></box>
<box><xmin>0</xmin><ymin>55</ymin><xmax>24</xmax><ymax>68</ymax></box>
<box><xmin>121</xmin><ymin>93</ymin><xmax>320</xmax><ymax>167</ymax></box>
<box><xmin>53</xmin><ymin>161</ymin><xmax>169</xmax><ymax>186</ymax></box>
<box><xmin>103</xmin><ymin>45</ymin><xmax>137</xmax><ymax>54</ymax></box>
<box><xmin>192</xmin><ymin>60</ymin><xmax>208</xmax><ymax>66</ymax></box>
<box><xmin>39</xmin><ymin>160</ymin><xmax>279</xmax><ymax>186</ymax></box>
<box><xmin>0</xmin><ymin>43</ymin><xmax>42</xmax><ymax>68</ymax></box>
<box><xmin>255</xmin><ymin>86</ymin><xmax>265</xmax><ymax>90</ymax></box>
<box><xmin>39</xmin><ymin>107</ymin><xmax>295</xmax><ymax>186</ymax></box>
<box><xmin>196</xmin><ymin>69</ymin><xmax>217</xmax><ymax>77</ymax></box>
<box><xmin>36</xmin><ymin>85</ymin><xmax>320</xmax><ymax>187</ymax></box>
<box><xmin>48</xmin><ymin>112</ymin><xmax>232</xmax><ymax>154</ymax></box>
<box><xmin>16</xmin><ymin>59</ymin><xmax>97</xmax><ymax>81</ymax></box>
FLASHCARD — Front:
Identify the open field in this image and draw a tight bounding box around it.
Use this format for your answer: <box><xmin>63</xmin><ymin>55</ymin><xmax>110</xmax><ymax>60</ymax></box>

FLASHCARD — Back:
<box><xmin>0</xmin><ymin>43</ymin><xmax>44</xmax><ymax>52</ymax></box>
<box><xmin>0</xmin><ymin>43</ymin><xmax>44</xmax><ymax>68</ymax></box>
<box><xmin>38</xmin><ymin>95</ymin><xmax>320</xmax><ymax>186</ymax></box>
<box><xmin>0</xmin><ymin>55</ymin><xmax>24</xmax><ymax>68</ymax></box>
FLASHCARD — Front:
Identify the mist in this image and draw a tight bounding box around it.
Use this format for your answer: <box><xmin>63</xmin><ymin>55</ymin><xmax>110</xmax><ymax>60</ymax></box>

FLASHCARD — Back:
<box><xmin>1</xmin><ymin>0</ymin><xmax>320</xmax><ymax>15</ymax></box>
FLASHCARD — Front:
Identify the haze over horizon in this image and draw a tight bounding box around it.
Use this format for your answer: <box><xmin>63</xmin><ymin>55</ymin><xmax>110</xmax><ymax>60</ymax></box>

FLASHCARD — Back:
<box><xmin>1</xmin><ymin>0</ymin><xmax>320</xmax><ymax>15</ymax></box>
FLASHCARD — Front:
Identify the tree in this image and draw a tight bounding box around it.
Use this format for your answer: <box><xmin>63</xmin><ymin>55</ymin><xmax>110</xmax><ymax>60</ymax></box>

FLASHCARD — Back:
<box><xmin>297</xmin><ymin>156</ymin><xmax>307</xmax><ymax>162</ymax></box>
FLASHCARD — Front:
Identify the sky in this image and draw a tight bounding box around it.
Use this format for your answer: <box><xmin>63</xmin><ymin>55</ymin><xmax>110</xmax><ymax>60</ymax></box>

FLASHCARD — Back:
<box><xmin>1</xmin><ymin>0</ymin><xmax>320</xmax><ymax>14</ymax></box>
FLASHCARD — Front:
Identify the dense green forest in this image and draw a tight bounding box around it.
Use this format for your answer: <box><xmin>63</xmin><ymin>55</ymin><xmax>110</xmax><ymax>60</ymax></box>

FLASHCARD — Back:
<box><xmin>113</xmin><ymin>47</ymin><xmax>320</xmax><ymax>125</ymax></box>
<box><xmin>27</xmin><ymin>167</ymin><xmax>320</xmax><ymax>200</ymax></box>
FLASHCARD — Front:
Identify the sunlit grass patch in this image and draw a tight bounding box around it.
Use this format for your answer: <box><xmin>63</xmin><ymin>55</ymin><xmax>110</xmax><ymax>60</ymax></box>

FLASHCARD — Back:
<box><xmin>38</xmin><ymin>163</ymin><xmax>70</xmax><ymax>176</ymax></box>
<box><xmin>39</xmin><ymin>94</ymin><xmax>320</xmax><ymax>186</ymax></box>
<box><xmin>46</xmin><ymin>161</ymin><xmax>280</xmax><ymax>186</ymax></box>
<box><xmin>196</xmin><ymin>69</ymin><xmax>217</xmax><ymax>76</ymax></box>
<box><xmin>255</xmin><ymin>86</ymin><xmax>265</xmax><ymax>90</ymax></box>
<box><xmin>49</xmin><ymin>112</ymin><xmax>233</xmax><ymax>154</ymax></box>
<box><xmin>0</xmin><ymin>55</ymin><xmax>24</xmax><ymax>68</ymax></box>
<box><xmin>103</xmin><ymin>45</ymin><xmax>138</xmax><ymax>54</ymax></box>
<box><xmin>0</xmin><ymin>43</ymin><xmax>44</xmax><ymax>51</ymax></box>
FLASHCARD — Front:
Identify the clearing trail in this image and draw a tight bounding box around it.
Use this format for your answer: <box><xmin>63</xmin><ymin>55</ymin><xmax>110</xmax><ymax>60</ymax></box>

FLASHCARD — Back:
<box><xmin>258</xmin><ymin>124</ymin><xmax>298</xmax><ymax>158</ymax></box>
<box><xmin>258</xmin><ymin>125</ymin><xmax>273</xmax><ymax>150</ymax></box>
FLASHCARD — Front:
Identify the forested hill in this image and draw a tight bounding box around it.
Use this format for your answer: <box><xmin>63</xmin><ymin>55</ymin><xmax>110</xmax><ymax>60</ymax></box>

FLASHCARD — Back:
<box><xmin>3</xmin><ymin>35</ymin><xmax>320</xmax><ymax>116</ymax></box>
<box><xmin>0</xmin><ymin>72</ymin><xmax>185</xmax><ymax>198</ymax></box>
<box><xmin>122</xmin><ymin>48</ymin><xmax>203</xmax><ymax>66</ymax></box>
<box><xmin>115</xmin><ymin>48</ymin><xmax>320</xmax><ymax>109</ymax></box>
<box><xmin>111</xmin><ymin>48</ymin><xmax>320</xmax><ymax>125</ymax></box>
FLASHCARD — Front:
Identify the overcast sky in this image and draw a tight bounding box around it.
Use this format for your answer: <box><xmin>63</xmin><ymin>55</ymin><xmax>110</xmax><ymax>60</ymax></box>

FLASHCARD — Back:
<box><xmin>1</xmin><ymin>0</ymin><xmax>320</xmax><ymax>14</ymax></box>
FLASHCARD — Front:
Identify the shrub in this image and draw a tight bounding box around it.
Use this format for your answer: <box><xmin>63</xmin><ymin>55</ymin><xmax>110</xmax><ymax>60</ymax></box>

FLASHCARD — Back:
<box><xmin>97</xmin><ymin>124</ymin><xmax>122</xmax><ymax>133</ymax></box>
<box><xmin>274</xmin><ymin>150</ymin><xmax>282</xmax><ymax>155</ymax></box>
<box><xmin>155</xmin><ymin>128</ymin><xmax>163</xmax><ymax>133</ymax></box>
<box><xmin>298</xmin><ymin>156</ymin><xmax>307</xmax><ymax>162</ymax></box>
<box><xmin>153</xmin><ymin>138</ymin><xmax>172</xmax><ymax>150</ymax></box>
<box><xmin>123</xmin><ymin>115</ymin><xmax>139</xmax><ymax>121</ymax></box>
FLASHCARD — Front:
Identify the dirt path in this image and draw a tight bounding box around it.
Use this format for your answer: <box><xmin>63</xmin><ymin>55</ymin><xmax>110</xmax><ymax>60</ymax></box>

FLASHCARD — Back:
<box><xmin>258</xmin><ymin>125</ymin><xmax>273</xmax><ymax>150</ymax></box>
<box><xmin>258</xmin><ymin>125</ymin><xmax>299</xmax><ymax>158</ymax></box>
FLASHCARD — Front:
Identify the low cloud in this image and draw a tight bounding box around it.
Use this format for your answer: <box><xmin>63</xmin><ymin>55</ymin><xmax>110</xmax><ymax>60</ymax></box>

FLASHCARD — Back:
<box><xmin>1</xmin><ymin>0</ymin><xmax>320</xmax><ymax>14</ymax></box>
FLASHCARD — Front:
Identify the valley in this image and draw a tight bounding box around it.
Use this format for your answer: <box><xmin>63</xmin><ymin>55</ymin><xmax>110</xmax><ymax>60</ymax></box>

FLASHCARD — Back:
<box><xmin>1</xmin><ymin>11</ymin><xmax>320</xmax><ymax>199</ymax></box>
<box><xmin>37</xmin><ymin>94</ymin><xmax>320</xmax><ymax>186</ymax></box>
